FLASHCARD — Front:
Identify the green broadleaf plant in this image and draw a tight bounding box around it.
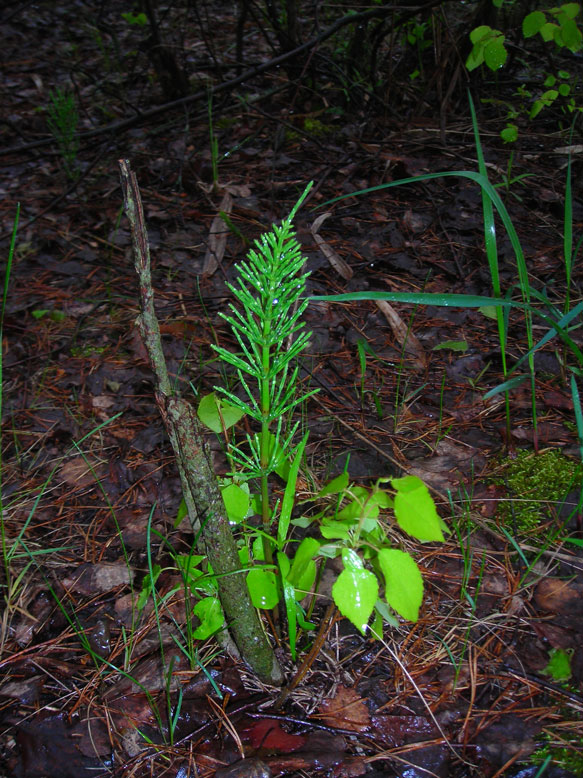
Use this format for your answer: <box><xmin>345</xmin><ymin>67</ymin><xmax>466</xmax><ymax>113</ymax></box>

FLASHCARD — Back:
<box><xmin>304</xmin><ymin>474</ymin><xmax>445</xmax><ymax>636</ymax></box>
<box><xmin>467</xmin><ymin>3</ymin><xmax>583</xmax><ymax>140</ymax></box>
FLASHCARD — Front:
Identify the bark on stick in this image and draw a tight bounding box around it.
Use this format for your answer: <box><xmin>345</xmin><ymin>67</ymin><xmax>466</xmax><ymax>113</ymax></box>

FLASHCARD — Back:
<box><xmin>119</xmin><ymin>159</ymin><xmax>283</xmax><ymax>686</ymax></box>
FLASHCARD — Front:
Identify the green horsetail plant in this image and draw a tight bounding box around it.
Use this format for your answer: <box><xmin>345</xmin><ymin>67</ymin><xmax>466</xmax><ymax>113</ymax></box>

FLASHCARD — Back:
<box><xmin>196</xmin><ymin>186</ymin><xmax>449</xmax><ymax>657</ymax></box>
<box><xmin>210</xmin><ymin>182</ymin><xmax>317</xmax><ymax>567</ymax></box>
<box><xmin>46</xmin><ymin>87</ymin><xmax>80</xmax><ymax>180</ymax></box>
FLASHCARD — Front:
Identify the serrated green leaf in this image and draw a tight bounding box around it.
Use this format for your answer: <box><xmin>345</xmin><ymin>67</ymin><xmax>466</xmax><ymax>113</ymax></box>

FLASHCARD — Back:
<box><xmin>252</xmin><ymin>534</ymin><xmax>263</xmax><ymax>560</ymax></box>
<box><xmin>332</xmin><ymin>568</ymin><xmax>378</xmax><ymax>635</ymax></box>
<box><xmin>337</xmin><ymin>495</ymin><xmax>379</xmax><ymax>523</ymax></box>
<box><xmin>560</xmin><ymin>3</ymin><xmax>581</xmax><ymax>19</ymax></box>
<box><xmin>465</xmin><ymin>46</ymin><xmax>484</xmax><ymax>71</ymax></box>
<box><xmin>122</xmin><ymin>11</ymin><xmax>148</xmax><ymax>25</ymax></box>
<box><xmin>176</xmin><ymin>554</ymin><xmax>217</xmax><ymax>595</ymax></box>
<box><xmin>336</xmin><ymin>498</ymin><xmax>360</xmax><ymax>522</ymax></box>
<box><xmin>341</xmin><ymin>547</ymin><xmax>363</xmax><ymax>570</ymax></box>
<box><xmin>360</xmin><ymin>517</ymin><xmax>379</xmax><ymax>534</ymax></box>
<box><xmin>246</xmin><ymin>567</ymin><xmax>280</xmax><ymax>608</ymax></box>
<box><xmin>523</xmin><ymin>10</ymin><xmax>546</xmax><ymax>37</ymax></box>
<box><xmin>320</xmin><ymin>521</ymin><xmax>351</xmax><ymax>540</ymax></box>
<box><xmin>372</xmin><ymin>489</ymin><xmax>393</xmax><ymax>508</ymax></box>
<box><xmin>559</xmin><ymin>17</ymin><xmax>582</xmax><ymax>49</ymax></box>
<box><xmin>540</xmin><ymin>21</ymin><xmax>559</xmax><ymax>41</ymax></box>
<box><xmin>530</xmin><ymin>89</ymin><xmax>559</xmax><ymax>118</ymax></box>
<box><xmin>377</xmin><ymin>548</ymin><xmax>423</xmax><ymax>622</ymax></box>
<box><xmin>318</xmin><ymin>542</ymin><xmax>342</xmax><ymax>558</ymax></box>
<box><xmin>291</xmin><ymin>515</ymin><xmax>314</xmax><ymax>529</ymax></box>
<box><xmin>470</xmin><ymin>25</ymin><xmax>493</xmax><ymax>43</ymax></box>
<box><xmin>391</xmin><ymin>476</ymin><xmax>444</xmax><ymax>542</ymax></box>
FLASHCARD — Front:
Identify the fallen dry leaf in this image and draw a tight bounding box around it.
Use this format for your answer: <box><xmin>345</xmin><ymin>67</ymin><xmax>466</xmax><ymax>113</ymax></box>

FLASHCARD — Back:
<box><xmin>318</xmin><ymin>685</ymin><xmax>370</xmax><ymax>732</ymax></box>
<box><xmin>203</xmin><ymin>191</ymin><xmax>233</xmax><ymax>276</ymax></box>
<box><xmin>375</xmin><ymin>299</ymin><xmax>426</xmax><ymax>368</ymax></box>
<box><xmin>59</xmin><ymin>456</ymin><xmax>107</xmax><ymax>489</ymax></box>
<box><xmin>311</xmin><ymin>213</ymin><xmax>353</xmax><ymax>280</ymax></box>
<box><xmin>246</xmin><ymin>718</ymin><xmax>307</xmax><ymax>753</ymax></box>
<box><xmin>215</xmin><ymin>758</ymin><xmax>271</xmax><ymax>778</ymax></box>
<box><xmin>535</xmin><ymin>578</ymin><xmax>583</xmax><ymax>617</ymax></box>
<box><xmin>61</xmin><ymin>562</ymin><xmax>133</xmax><ymax>596</ymax></box>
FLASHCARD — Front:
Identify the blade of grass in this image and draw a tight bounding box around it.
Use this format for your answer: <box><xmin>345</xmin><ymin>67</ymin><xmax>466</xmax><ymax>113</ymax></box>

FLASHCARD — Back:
<box><xmin>571</xmin><ymin>375</ymin><xmax>583</xmax><ymax>463</ymax></box>
<box><xmin>467</xmin><ymin>92</ymin><xmax>512</xmax><ymax>442</ymax></box>
<box><xmin>1</xmin><ymin>205</ymin><xmax>20</xmax><ymax>593</ymax></box>
<box><xmin>564</xmin><ymin>123</ymin><xmax>575</xmax><ymax>313</ymax></box>
<box><xmin>310</xmin><ymin>291</ymin><xmax>515</xmax><ymax>307</ymax></box>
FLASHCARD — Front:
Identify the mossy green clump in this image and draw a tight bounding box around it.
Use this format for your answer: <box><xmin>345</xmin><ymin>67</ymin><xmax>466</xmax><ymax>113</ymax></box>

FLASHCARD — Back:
<box><xmin>285</xmin><ymin>116</ymin><xmax>335</xmax><ymax>143</ymax></box>
<box><xmin>494</xmin><ymin>448</ymin><xmax>582</xmax><ymax>533</ymax></box>
<box><xmin>531</xmin><ymin>720</ymin><xmax>583</xmax><ymax>776</ymax></box>
<box><xmin>303</xmin><ymin>117</ymin><xmax>334</xmax><ymax>136</ymax></box>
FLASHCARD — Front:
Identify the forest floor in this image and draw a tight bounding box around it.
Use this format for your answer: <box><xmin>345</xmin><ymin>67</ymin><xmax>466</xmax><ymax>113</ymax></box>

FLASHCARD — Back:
<box><xmin>1</xmin><ymin>3</ymin><xmax>583</xmax><ymax>778</ymax></box>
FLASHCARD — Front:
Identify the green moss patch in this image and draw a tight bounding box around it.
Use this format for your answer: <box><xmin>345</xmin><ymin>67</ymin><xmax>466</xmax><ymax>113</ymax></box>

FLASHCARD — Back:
<box><xmin>493</xmin><ymin>449</ymin><xmax>582</xmax><ymax>533</ymax></box>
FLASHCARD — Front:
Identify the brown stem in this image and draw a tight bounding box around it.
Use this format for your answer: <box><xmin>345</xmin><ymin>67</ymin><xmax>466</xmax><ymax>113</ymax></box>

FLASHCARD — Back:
<box><xmin>119</xmin><ymin>159</ymin><xmax>283</xmax><ymax>686</ymax></box>
<box><xmin>272</xmin><ymin>601</ymin><xmax>337</xmax><ymax>710</ymax></box>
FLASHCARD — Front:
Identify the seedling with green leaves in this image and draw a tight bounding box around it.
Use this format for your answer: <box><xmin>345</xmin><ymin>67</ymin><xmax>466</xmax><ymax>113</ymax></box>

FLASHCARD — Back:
<box><xmin>294</xmin><ymin>472</ymin><xmax>448</xmax><ymax>639</ymax></box>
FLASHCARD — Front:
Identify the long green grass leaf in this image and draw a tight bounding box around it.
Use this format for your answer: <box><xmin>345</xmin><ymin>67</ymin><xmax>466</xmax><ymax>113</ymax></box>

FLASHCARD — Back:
<box><xmin>468</xmin><ymin>92</ymin><xmax>513</xmax><ymax>438</ymax></box>
<box><xmin>571</xmin><ymin>375</ymin><xmax>583</xmax><ymax>462</ymax></box>
<box><xmin>310</xmin><ymin>291</ymin><xmax>515</xmax><ymax>307</ymax></box>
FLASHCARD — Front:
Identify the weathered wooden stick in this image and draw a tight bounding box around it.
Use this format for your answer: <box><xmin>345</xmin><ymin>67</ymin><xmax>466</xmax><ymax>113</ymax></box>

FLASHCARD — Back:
<box><xmin>119</xmin><ymin>159</ymin><xmax>283</xmax><ymax>686</ymax></box>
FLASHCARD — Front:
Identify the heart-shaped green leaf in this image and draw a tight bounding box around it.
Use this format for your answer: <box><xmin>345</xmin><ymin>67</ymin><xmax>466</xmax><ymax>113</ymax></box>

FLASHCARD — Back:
<box><xmin>197</xmin><ymin>392</ymin><xmax>245</xmax><ymax>433</ymax></box>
